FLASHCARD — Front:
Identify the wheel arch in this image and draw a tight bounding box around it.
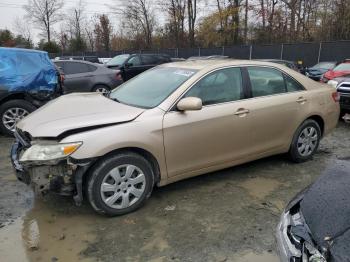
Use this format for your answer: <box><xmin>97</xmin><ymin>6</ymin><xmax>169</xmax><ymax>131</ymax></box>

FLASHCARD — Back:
<box><xmin>86</xmin><ymin>147</ymin><xmax>161</xmax><ymax>186</ymax></box>
<box><xmin>306</xmin><ymin>115</ymin><xmax>325</xmax><ymax>136</ymax></box>
<box><xmin>91</xmin><ymin>83</ymin><xmax>111</xmax><ymax>92</ymax></box>
<box><xmin>0</xmin><ymin>92</ymin><xmax>27</xmax><ymax>105</ymax></box>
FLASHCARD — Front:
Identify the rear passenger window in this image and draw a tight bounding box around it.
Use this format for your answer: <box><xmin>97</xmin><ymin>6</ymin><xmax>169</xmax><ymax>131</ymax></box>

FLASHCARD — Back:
<box><xmin>285</xmin><ymin>75</ymin><xmax>304</xmax><ymax>92</ymax></box>
<box><xmin>185</xmin><ymin>67</ymin><xmax>242</xmax><ymax>106</ymax></box>
<box><xmin>141</xmin><ymin>55</ymin><xmax>157</xmax><ymax>65</ymax></box>
<box><xmin>247</xmin><ymin>67</ymin><xmax>286</xmax><ymax>97</ymax></box>
<box><xmin>63</xmin><ymin>62</ymin><xmax>91</xmax><ymax>74</ymax></box>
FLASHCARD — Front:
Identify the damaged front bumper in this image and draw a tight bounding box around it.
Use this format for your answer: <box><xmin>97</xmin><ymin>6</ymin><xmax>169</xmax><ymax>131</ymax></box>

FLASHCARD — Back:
<box><xmin>276</xmin><ymin>206</ymin><xmax>327</xmax><ymax>262</ymax></box>
<box><xmin>10</xmin><ymin>139</ymin><xmax>93</xmax><ymax>206</ymax></box>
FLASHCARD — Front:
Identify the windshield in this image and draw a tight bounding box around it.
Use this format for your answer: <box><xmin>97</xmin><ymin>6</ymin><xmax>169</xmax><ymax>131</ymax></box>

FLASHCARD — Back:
<box><xmin>312</xmin><ymin>62</ymin><xmax>335</xmax><ymax>70</ymax></box>
<box><xmin>110</xmin><ymin>67</ymin><xmax>198</xmax><ymax>108</ymax></box>
<box><xmin>334</xmin><ymin>63</ymin><xmax>350</xmax><ymax>71</ymax></box>
<box><xmin>107</xmin><ymin>54</ymin><xmax>130</xmax><ymax>66</ymax></box>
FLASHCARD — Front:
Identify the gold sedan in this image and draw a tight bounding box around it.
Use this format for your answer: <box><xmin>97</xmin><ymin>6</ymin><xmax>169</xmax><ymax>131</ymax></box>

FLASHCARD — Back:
<box><xmin>14</xmin><ymin>60</ymin><xmax>340</xmax><ymax>215</ymax></box>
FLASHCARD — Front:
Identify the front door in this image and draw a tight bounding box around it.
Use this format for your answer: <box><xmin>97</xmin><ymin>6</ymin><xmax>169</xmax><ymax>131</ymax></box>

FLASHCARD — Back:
<box><xmin>163</xmin><ymin>67</ymin><xmax>254</xmax><ymax>177</ymax></box>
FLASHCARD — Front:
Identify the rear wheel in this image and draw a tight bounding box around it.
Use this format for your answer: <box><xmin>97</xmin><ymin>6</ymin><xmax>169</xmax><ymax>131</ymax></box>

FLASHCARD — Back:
<box><xmin>289</xmin><ymin>119</ymin><xmax>321</xmax><ymax>163</ymax></box>
<box><xmin>87</xmin><ymin>152</ymin><xmax>154</xmax><ymax>216</ymax></box>
<box><xmin>0</xmin><ymin>100</ymin><xmax>36</xmax><ymax>136</ymax></box>
<box><xmin>92</xmin><ymin>85</ymin><xmax>110</xmax><ymax>95</ymax></box>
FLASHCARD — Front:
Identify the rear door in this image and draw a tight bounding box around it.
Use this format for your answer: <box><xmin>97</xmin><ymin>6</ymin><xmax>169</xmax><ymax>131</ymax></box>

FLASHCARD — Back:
<box><xmin>62</xmin><ymin>62</ymin><xmax>95</xmax><ymax>93</ymax></box>
<box><xmin>244</xmin><ymin>66</ymin><xmax>308</xmax><ymax>154</ymax></box>
<box><xmin>141</xmin><ymin>55</ymin><xmax>158</xmax><ymax>70</ymax></box>
<box><xmin>163</xmin><ymin>67</ymin><xmax>255</xmax><ymax>177</ymax></box>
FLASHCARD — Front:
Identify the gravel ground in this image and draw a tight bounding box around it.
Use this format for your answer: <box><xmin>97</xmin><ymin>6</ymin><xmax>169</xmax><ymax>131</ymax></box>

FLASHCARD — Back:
<box><xmin>0</xmin><ymin>122</ymin><xmax>349</xmax><ymax>262</ymax></box>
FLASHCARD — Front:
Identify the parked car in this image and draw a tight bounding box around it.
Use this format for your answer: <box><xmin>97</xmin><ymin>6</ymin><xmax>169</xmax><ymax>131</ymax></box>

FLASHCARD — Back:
<box><xmin>11</xmin><ymin>60</ymin><xmax>339</xmax><ymax>216</ymax></box>
<box><xmin>55</xmin><ymin>56</ymin><xmax>100</xmax><ymax>63</ymax></box>
<box><xmin>336</xmin><ymin>80</ymin><xmax>350</xmax><ymax>113</ymax></box>
<box><xmin>258</xmin><ymin>59</ymin><xmax>300</xmax><ymax>72</ymax></box>
<box><xmin>187</xmin><ymin>55</ymin><xmax>229</xmax><ymax>60</ymax></box>
<box><xmin>106</xmin><ymin>53</ymin><xmax>171</xmax><ymax>81</ymax></box>
<box><xmin>322</xmin><ymin>61</ymin><xmax>350</xmax><ymax>82</ymax></box>
<box><xmin>0</xmin><ymin>47</ymin><xmax>63</xmax><ymax>136</ymax></box>
<box><xmin>54</xmin><ymin>60</ymin><xmax>122</xmax><ymax>94</ymax></box>
<box><xmin>276</xmin><ymin>160</ymin><xmax>350</xmax><ymax>262</ymax></box>
<box><xmin>99</xmin><ymin>58</ymin><xmax>112</xmax><ymax>64</ymax></box>
<box><xmin>304</xmin><ymin>61</ymin><xmax>337</xmax><ymax>81</ymax></box>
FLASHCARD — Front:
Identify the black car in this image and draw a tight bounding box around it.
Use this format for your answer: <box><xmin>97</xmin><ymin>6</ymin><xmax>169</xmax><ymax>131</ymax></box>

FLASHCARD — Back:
<box><xmin>276</xmin><ymin>160</ymin><xmax>350</xmax><ymax>262</ymax></box>
<box><xmin>304</xmin><ymin>62</ymin><xmax>337</xmax><ymax>81</ymax></box>
<box><xmin>56</xmin><ymin>55</ymin><xmax>100</xmax><ymax>63</ymax></box>
<box><xmin>54</xmin><ymin>60</ymin><xmax>123</xmax><ymax>94</ymax></box>
<box><xmin>106</xmin><ymin>53</ymin><xmax>171</xmax><ymax>81</ymax></box>
<box><xmin>0</xmin><ymin>48</ymin><xmax>63</xmax><ymax>135</ymax></box>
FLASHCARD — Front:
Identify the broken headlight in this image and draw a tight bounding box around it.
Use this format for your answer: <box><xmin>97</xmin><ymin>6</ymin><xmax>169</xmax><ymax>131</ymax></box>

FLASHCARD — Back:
<box><xmin>20</xmin><ymin>142</ymin><xmax>82</xmax><ymax>161</ymax></box>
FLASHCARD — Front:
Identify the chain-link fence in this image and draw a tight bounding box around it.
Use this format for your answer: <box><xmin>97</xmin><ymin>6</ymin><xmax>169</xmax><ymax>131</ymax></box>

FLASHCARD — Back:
<box><xmin>50</xmin><ymin>40</ymin><xmax>350</xmax><ymax>67</ymax></box>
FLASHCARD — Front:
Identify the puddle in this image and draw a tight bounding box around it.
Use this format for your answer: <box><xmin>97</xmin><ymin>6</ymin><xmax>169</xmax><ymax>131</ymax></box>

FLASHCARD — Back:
<box><xmin>0</xmin><ymin>197</ymin><xmax>98</xmax><ymax>262</ymax></box>
<box><xmin>239</xmin><ymin>177</ymin><xmax>281</xmax><ymax>199</ymax></box>
<box><xmin>234</xmin><ymin>251</ymin><xmax>279</xmax><ymax>262</ymax></box>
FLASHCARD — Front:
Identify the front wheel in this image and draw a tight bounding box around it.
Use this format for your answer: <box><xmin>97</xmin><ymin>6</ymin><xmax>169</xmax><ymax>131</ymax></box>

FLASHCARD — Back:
<box><xmin>289</xmin><ymin>119</ymin><xmax>321</xmax><ymax>163</ymax></box>
<box><xmin>92</xmin><ymin>85</ymin><xmax>110</xmax><ymax>96</ymax></box>
<box><xmin>87</xmin><ymin>152</ymin><xmax>154</xmax><ymax>216</ymax></box>
<box><xmin>0</xmin><ymin>100</ymin><xmax>36</xmax><ymax>136</ymax></box>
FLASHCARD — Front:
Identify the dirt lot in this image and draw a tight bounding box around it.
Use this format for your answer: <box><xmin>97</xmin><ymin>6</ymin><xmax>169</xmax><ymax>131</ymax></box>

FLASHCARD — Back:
<box><xmin>0</xmin><ymin>122</ymin><xmax>349</xmax><ymax>262</ymax></box>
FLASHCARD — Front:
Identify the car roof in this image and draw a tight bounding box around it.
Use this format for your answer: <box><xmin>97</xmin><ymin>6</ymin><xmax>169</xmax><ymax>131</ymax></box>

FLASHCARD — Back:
<box><xmin>0</xmin><ymin>47</ymin><xmax>47</xmax><ymax>54</ymax></box>
<box><xmin>54</xmin><ymin>60</ymin><xmax>100</xmax><ymax>66</ymax></box>
<box><xmin>161</xmin><ymin>59</ymin><xmax>295</xmax><ymax>70</ymax></box>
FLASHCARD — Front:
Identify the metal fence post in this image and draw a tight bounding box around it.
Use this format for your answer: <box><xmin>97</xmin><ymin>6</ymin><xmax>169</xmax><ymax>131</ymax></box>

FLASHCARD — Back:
<box><xmin>249</xmin><ymin>45</ymin><xmax>253</xmax><ymax>60</ymax></box>
<box><xmin>198</xmin><ymin>47</ymin><xmax>201</xmax><ymax>56</ymax></box>
<box><xmin>280</xmin><ymin>43</ymin><xmax>284</xmax><ymax>59</ymax></box>
<box><xmin>317</xmin><ymin>42</ymin><xmax>322</xmax><ymax>63</ymax></box>
<box><xmin>222</xmin><ymin>46</ymin><xmax>225</xmax><ymax>56</ymax></box>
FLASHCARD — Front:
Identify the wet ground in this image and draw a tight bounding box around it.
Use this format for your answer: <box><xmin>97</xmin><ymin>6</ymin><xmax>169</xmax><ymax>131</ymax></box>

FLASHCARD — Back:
<box><xmin>0</xmin><ymin>122</ymin><xmax>349</xmax><ymax>262</ymax></box>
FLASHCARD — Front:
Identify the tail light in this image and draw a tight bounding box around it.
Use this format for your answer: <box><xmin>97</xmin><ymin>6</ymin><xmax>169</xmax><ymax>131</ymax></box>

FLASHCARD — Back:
<box><xmin>332</xmin><ymin>91</ymin><xmax>340</xmax><ymax>102</ymax></box>
<box><xmin>116</xmin><ymin>72</ymin><xmax>123</xmax><ymax>81</ymax></box>
<box><xmin>60</xmin><ymin>74</ymin><xmax>65</xmax><ymax>83</ymax></box>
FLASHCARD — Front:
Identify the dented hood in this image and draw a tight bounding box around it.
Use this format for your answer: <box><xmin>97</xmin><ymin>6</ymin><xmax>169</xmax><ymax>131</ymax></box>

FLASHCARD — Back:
<box><xmin>17</xmin><ymin>93</ymin><xmax>145</xmax><ymax>137</ymax></box>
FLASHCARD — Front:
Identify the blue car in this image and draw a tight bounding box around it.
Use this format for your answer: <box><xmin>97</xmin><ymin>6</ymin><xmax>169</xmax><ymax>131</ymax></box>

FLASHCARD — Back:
<box><xmin>0</xmin><ymin>48</ymin><xmax>63</xmax><ymax>135</ymax></box>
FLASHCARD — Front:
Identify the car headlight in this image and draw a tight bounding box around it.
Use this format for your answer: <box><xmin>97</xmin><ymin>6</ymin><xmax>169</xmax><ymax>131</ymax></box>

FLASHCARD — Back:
<box><xmin>20</xmin><ymin>142</ymin><xmax>82</xmax><ymax>161</ymax></box>
<box><xmin>327</xmin><ymin>80</ymin><xmax>339</xmax><ymax>88</ymax></box>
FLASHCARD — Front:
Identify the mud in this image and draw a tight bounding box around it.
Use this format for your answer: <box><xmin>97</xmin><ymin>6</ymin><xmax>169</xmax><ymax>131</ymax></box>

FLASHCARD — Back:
<box><xmin>0</xmin><ymin>122</ymin><xmax>349</xmax><ymax>262</ymax></box>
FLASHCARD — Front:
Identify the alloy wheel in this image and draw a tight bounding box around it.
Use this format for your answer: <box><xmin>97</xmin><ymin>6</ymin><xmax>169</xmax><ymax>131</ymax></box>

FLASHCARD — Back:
<box><xmin>297</xmin><ymin>126</ymin><xmax>318</xmax><ymax>157</ymax></box>
<box><xmin>2</xmin><ymin>107</ymin><xmax>29</xmax><ymax>132</ymax></box>
<box><xmin>100</xmin><ymin>164</ymin><xmax>146</xmax><ymax>209</ymax></box>
<box><xmin>95</xmin><ymin>87</ymin><xmax>109</xmax><ymax>95</ymax></box>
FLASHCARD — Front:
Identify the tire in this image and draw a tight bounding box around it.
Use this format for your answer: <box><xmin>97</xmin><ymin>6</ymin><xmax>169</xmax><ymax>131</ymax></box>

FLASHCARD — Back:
<box><xmin>288</xmin><ymin>119</ymin><xmax>321</xmax><ymax>163</ymax></box>
<box><xmin>91</xmin><ymin>85</ymin><xmax>110</xmax><ymax>95</ymax></box>
<box><xmin>0</xmin><ymin>99</ymin><xmax>36</xmax><ymax>136</ymax></box>
<box><xmin>87</xmin><ymin>152</ymin><xmax>154</xmax><ymax>216</ymax></box>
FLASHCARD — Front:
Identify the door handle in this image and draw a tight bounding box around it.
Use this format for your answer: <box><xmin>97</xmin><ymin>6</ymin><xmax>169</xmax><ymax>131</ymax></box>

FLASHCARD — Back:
<box><xmin>296</xmin><ymin>97</ymin><xmax>307</xmax><ymax>103</ymax></box>
<box><xmin>234</xmin><ymin>108</ymin><xmax>250</xmax><ymax>116</ymax></box>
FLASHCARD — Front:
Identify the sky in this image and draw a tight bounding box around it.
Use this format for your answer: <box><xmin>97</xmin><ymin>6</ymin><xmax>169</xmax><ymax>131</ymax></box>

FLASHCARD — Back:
<box><xmin>0</xmin><ymin>0</ymin><xmax>126</xmax><ymax>43</ymax></box>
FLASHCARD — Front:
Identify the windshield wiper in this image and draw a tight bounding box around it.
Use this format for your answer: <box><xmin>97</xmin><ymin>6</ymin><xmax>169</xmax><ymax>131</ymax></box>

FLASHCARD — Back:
<box><xmin>110</xmin><ymin>97</ymin><xmax>120</xmax><ymax>103</ymax></box>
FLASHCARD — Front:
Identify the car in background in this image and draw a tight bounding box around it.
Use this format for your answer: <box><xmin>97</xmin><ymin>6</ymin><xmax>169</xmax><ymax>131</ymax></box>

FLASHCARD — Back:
<box><xmin>54</xmin><ymin>60</ymin><xmax>122</xmax><ymax>94</ymax></box>
<box><xmin>55</xmin><ymin>56</ymin><xmax>100</xmax><ymax>64</ymax></box>
<box><xmin>106</xmin><ymin>53</ymin><xmax>171</xmax><ymax>81</ymax></box>
<box><xmin>322</xmin><ymin>61</ymin><xmax>350</xmax><ymax>82</ymax></box>
<box><xmin>258</xmin><ymin>59</ymin><xmax>300</xmax><ymax>72</ymax></box>
<box><xmin>0</xmin><ymin>47</ymin><xmax>63</xmax><ymax>136</ymax></box>
<box><xmin>187</xmin><ymin>55</ymin><xmax>229</xmax><ymax>60</ymax></box>
<box><xmin>99</xmin><ymin>58</ymin><xmax>112</xmax><ymax>64</ymax></box>
<box><xmin>304</xmin><ymin>61</ymin><xmax>337</xmax><ymax>81</ymax></box>
<box><xmin>12</xmin><ymin>60</ymin><xmax>339</xmax><ymax>216</ymax></box>
<box><xmin>276</xmin><ymin>160</ymin><xmax>350</xmax><ymax>262</ymax></box>
<box><xmin>332</xmin><ymin>79</ymin><xmax>350</xmax><ymax>113</ymax></box>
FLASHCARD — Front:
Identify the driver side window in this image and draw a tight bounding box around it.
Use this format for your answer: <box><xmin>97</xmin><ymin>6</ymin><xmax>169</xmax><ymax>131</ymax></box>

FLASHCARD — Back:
<box><xmin>127</xmin><ymin>56</ymin><xmax>141</xmax><ymax>66</ymax></box>
<box><xmin>184</xmin><ymin>67</ymin><xmax>243</xmax><ymax>106</ymax></box>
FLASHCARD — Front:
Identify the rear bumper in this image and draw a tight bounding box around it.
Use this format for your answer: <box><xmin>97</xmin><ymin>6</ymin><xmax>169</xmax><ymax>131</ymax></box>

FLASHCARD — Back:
<box><xmin>339</xmin><ymin>93</ymin><xmax>350</xmax><ymax>110</ymax></box>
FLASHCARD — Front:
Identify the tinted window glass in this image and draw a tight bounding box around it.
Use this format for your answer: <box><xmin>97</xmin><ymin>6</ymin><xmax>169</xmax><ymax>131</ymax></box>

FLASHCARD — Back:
<box><xmin>87</xmin><ymin>64</ymin><xmax>97</xmax><ymax>72</ymax></box>
<box><xmin>141</xmin><ymin>55</ymin><xmax>157</xmax><ymax>65</ymax></box>
<box><xmin>185</xmin><ymin>67</ymin><xmax>242</xmax><ymax>106</ymax></box>
<box><xmin>107</xmin><ymin>54</ymin><xmax>130</xmax><ymax>66</ymax></box>
<box><xmin>285</xmin><ymin>75</ymin><xmax>304</xmax><ymax>92</ymax></box>
<box><xmin>248</xmin><ymin>67</ymin><xmax>286</xmax><ymax>97</ymax></box>
<box><xmin>63</xmin><ymin>62</ymin><xmax>91</xmax><ymax>74</ymax></box>
<box><xmin>128</xmin><ymin>56</ymin><xmax>141</xmax><ymax>66</ymax></box>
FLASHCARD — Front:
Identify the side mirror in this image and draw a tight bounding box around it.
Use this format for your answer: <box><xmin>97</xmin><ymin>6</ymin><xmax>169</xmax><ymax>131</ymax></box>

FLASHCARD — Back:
<box><xmin>177</xmin><ymin>97</ymin><xmax>202</xmax><ymax>111</ymax></box>
<box><xmin>125</xmin><ymin>62</ymin><xmax>133</xmax><ymax>68</ymax></box>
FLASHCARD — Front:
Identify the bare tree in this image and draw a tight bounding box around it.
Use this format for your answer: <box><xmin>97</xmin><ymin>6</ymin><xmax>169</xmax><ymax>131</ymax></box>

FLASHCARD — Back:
<box><xmin>162</xmin><ymin>0</ymin><xmax>186</xmax><ymax>47</ymax></box>
<box><xmin>24</xmin><ymin>0</ymin><xmax>64</xmax><ymax>43</ymax></box>
<box><xmin>94</xmin><ymin>14</ymin><xmax>112</xmax><ymax>51</ymax></box>
<box><xmin>13</xmin><ymin>16</ymin><xmax>33</xmax><ymax>44</ymax></box>
<box><xmin>187</xmin><ymin>0</ymin><xmax>197</xmax><ymax>47</ymax></box>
